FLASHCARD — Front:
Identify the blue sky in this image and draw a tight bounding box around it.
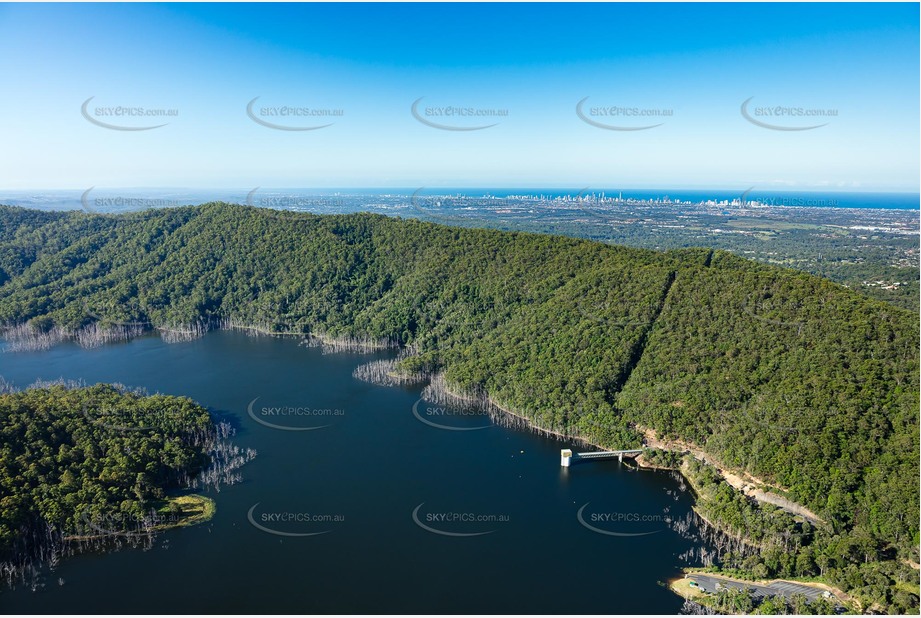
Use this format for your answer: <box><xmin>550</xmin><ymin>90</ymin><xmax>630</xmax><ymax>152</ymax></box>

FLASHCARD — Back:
<box><xmin>0</xmin><ymin>2</ymin><xmax>918</xmax><ymax>191</ymax></box>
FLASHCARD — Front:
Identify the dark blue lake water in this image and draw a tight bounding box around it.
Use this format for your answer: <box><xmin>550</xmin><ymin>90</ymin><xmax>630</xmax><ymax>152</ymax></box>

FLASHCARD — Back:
<box><xmin>0</xmin><ymin>330</ymin><xmax>708</xmax><ymax>613</ymax></box>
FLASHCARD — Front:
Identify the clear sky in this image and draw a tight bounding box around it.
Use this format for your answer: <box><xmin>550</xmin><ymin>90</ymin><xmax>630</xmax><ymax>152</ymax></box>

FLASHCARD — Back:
<box><xmin>0</xmin><ymin>2</ymin><xmax>918</xmax><ymax>191</ymax></box>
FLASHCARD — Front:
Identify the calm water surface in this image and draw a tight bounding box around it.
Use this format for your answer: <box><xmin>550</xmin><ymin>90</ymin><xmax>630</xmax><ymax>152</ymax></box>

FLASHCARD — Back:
<box><xmin>0</xmin><ymin>331</ymin><xmax>709</xmax><ymax>613</ymax></box>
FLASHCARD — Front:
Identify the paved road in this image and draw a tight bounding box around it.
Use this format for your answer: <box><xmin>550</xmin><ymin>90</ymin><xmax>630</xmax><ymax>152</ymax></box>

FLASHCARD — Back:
<box><xmin>687</xmin><ymin>574</ymin><xmax>835</xmax><ymax>603</ymax></box>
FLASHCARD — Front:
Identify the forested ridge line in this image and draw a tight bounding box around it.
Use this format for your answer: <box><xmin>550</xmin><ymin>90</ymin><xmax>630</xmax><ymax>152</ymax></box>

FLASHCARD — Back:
<box><xmin>0</xmin><ymin>202</ymin><xmax>917</xmax><ymax>610</ymax></box>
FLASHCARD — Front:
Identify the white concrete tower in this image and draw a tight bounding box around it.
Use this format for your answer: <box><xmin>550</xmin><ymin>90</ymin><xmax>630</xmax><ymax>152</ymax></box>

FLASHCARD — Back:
<box><xmin>560</xmin><ymin>449</ymin><xmax>573</xmax><ymax>467</ymax></box>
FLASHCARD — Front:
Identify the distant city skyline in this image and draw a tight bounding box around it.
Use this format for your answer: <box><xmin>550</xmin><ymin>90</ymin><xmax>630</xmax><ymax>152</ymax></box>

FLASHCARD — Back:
<box><xmin>0</xmin><ymin>3</ymin><xmax>918</xmax><ymax>192</ymax></box>
<box><xmin>3</xmin><ymin>186</ymin><xmax>917</xmax><ymax>215</ymax></box>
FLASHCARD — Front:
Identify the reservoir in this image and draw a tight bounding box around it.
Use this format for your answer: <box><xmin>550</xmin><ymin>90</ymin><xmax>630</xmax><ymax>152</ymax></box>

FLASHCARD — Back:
<box><xmin>0</xmin><ymin>330</ymin><xmax>712</xmax><ymax>613</ymax></box>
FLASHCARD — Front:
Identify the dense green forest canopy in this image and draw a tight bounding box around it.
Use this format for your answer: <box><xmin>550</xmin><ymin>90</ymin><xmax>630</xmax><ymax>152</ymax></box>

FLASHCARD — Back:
<box><xmin>0</xmin><ymin>384</ymin><xmax>214</xmax><ymax>568</ymax></box>
<box><xmin>0</xmin><ymin>203</ymin><xmax>917</xmax><ymax>604</ymax></box>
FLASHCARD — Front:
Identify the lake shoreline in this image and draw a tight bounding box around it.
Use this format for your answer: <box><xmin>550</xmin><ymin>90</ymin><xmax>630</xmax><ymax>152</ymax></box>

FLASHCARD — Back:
<box><xmin>2</xmin><ymin>327</ymin><xmax>699</xmax><ymax>613</ymax></box>
<box><xmin>0</xmin><ymin>326</ymin><xmax>881</xmax><ymax>613</ymax></box>
<box><xmin>2</xmin><ymin>322</ymin><xmax>823</xmax><ymax>529</ymax></box>
<box><xmin>63</xmin><ymin>494</ymin><xmax>216</xmax><ymax>542</ymax></box>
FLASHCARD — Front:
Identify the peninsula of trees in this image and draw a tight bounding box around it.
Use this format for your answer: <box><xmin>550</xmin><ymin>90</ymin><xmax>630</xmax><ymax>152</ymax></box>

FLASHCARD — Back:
<box><xmin>0</xmin><ymin>383</ymin><xmax>224</xmax><ymax>585</ymax></box>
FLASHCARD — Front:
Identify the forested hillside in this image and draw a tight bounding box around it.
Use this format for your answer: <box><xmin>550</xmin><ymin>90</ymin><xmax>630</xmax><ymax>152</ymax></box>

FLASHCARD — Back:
<box><xmin>0</xmin><ymin>203</ymin><xmax>917</xmax><ymax>609</ymax></box>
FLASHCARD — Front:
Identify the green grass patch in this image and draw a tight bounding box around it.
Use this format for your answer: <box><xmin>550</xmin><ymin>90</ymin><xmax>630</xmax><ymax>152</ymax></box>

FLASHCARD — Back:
<box><xmin>155</xmin><ymin>494</ymin><xmax>216</xmax><ymax>530</ymax></box>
